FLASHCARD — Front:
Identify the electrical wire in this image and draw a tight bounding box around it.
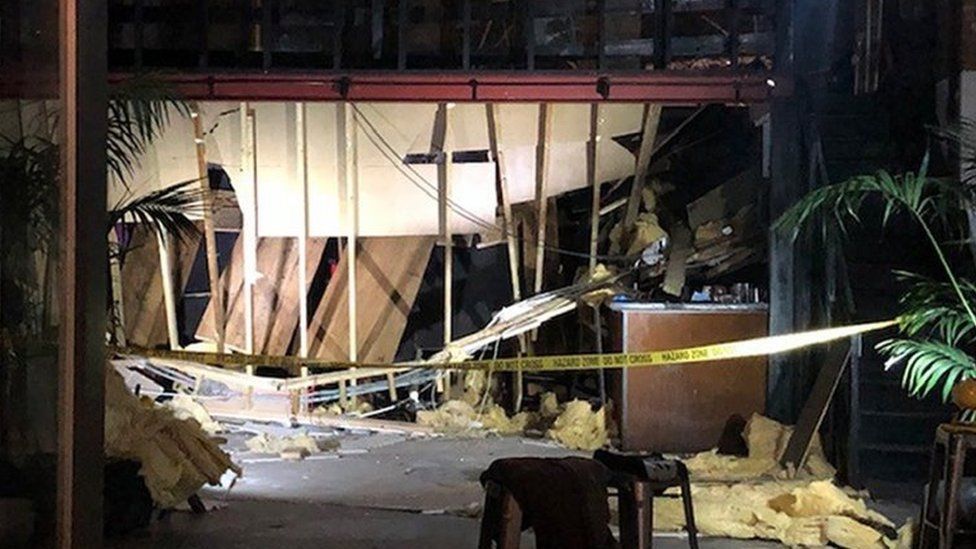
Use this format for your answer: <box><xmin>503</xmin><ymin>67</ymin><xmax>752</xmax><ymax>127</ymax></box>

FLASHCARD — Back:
<box><xmin>352</xmin><ymin>104</ymin><xmax>635</xmax><ymax>264</ymax></box>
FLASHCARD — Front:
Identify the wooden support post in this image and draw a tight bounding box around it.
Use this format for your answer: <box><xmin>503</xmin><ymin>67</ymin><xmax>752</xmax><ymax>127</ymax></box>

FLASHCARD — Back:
<box><xmin>296</xmin><ymin>102</ymin><xmax>310</xmax><ymax>358</ymax></box>
<box><xmin>532</xmin><ymin>104</ymin><xmax>553</xmax><ymax>299</ymax></box>
<box><xmin>387</xmin><ymin>372</ymin><xmax>397</xmax><ymax>401</ymax></box>
<box><xmin>342</xmin><ymin>103</ymin><xmax>359</xmax><ymax>388</ymax></box>
<box><xmin>58</xmin><ymin>0</ymin><xmax>108</xmax><ymax>542</ymax></box>
<box><xmin>622</xmin><ymin>104</ymin><xmax>662</xmax><ymax>234</ymax></box>
<box><xmin>244</xmin><ymin>365</ymin><xmax>254</xmax><ymax>409</ymax></box>
<box><xmin>486</xmin><ymin>104</ymin><xmax>522</xmax><ymax>306</ymax></box>
<box><xmin>240</xmin><ymin>104</ymin><xmax>258</xmax><ymax>355</ymax></box>
<box><xmin>433</xmin><ymin>102</ymin><xmax>453</xmax><ymax>397</ymax></box>
<box><xmin>191</xmin><ymin>102</ymin><xmax>226</xmax><ymax>353</ymax></box>
<box><xmin>587</xmin><ymin>103</ymin><xmax>606</xmax><ymax>404</ymax></box>
<box><xmin>486</xmin><ymin>103</ymin><xmax>528</xmax><ymax>407</ymax></box>
<box><xmin>156</xmin><ymin>230</ymin><xmax>180</xmax><ymax>350</ymax></box>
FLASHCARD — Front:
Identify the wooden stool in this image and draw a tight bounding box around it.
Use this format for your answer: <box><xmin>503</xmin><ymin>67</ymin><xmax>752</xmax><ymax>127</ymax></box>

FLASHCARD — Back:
<box><xmin>919</xmin><ymin>423</ymin><xmax>976</xmax><ymax>548</ymax></box>
<box><xmin>594</xmin><ymin>449</ymin><xmax>700</xmax><ymax>549</ymax></box>
<box><xmin>478</xmin><ymin>480</ymin><xmax>524</xmax><ymax>549</ymax></box>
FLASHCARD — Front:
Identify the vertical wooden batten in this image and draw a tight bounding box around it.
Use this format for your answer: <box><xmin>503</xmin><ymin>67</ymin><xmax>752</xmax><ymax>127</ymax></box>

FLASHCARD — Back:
<box><xmin>296</xmin><ymin>102</ymin><xmax>310</xmax><ymax>358</ymax></box>
<box><xmin>192</xmin><ymin>102</ymin><xmax>226</xmax><ymax>353</ymax></box>
<box><xmin>240</xmin><ymin>104</ymin><xmax>258</xmax><ymax>355</ymax></box>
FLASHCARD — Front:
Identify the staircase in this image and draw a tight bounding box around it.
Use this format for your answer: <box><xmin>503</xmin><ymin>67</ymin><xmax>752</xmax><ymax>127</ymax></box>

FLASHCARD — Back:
<box><xmin>813</xmin><ymin>93</ymin><xmax>953</xmax><ymax>496</ymax></box>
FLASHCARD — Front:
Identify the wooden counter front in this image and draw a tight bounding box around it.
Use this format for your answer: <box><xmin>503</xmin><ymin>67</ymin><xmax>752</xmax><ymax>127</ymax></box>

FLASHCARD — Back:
<box><xmin>609</xmin><ymin>303</ymin><xmax>768</xmax><ymax>453</ymax></box>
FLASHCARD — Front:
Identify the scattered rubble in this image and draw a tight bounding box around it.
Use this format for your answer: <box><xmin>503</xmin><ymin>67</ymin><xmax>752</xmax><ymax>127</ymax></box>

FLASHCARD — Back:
<box><xmin>104</xmin><ymin>366</ymin><xmax>240</xmax><ymax>508</ymax></box>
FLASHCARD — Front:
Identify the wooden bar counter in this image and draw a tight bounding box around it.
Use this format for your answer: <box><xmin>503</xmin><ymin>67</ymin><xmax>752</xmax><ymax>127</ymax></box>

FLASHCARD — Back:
<box><xmin>608</xmin><ymin>302</ymin><xmax>768</xmax><ymax>453</ymax></box>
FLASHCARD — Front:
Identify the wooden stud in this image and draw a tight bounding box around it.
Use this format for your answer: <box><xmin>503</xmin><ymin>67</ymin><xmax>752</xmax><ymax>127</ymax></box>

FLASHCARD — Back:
<box><xmin>432</xmin><ymin>103</ymin><xmax>453</xmax><ymax>398</ymax></box>
<box><xmin>486</xmin><ymin>104</ymin><xmax>522</xmax><ymax>305</ymax></box>
<box><xmin>191</xmin><ymin>102</ymin><xmax>226</xmax><ymax>353</ymax></box>
<box><xmin>486</xmin><ymin>102</ymin><xmax>529</xmax><ymax>372</ymax></box>
<box><xmin>587</xmin><ymin>103</ymin><xmax>607</xmax><ymax>403</ymax></box>
<box><xmin>387</xmin><ymin>372</ymin><xmax>398</xmax><ymax>401</ymax></box>
<box><xmin>296</xmin><ymin>102</ymin><xmax>310</xmax><ymax>358</ymax></box>
<box><xmin>622</xmin><ymin>104</ymin><xmax>662</xmax><ymax>233</ymax></box>
<box><xmin>240</xmin><ymin>104</ymin><xmax>257</xmax><ymax>355</ymax></box>
<box><xmin>155</xmin><ymin>230</ymin><xmax>180</xmax><ymax>350</ymax></box>
<box><xmin>532</xmin><ymin>104</ymin><xmax>553</xmax><ymax>299</ymax></box>
<box><xmin>342</xmin><ymin>103</ymin><xmax>359</xmax><ymax>389</ymax></box>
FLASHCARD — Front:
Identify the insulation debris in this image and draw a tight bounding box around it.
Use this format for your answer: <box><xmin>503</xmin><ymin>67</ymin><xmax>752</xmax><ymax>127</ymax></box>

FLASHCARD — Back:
<box><xmin>415</xmin><ymin>400</ymin><xmax>528</xmax><ymax>435</ymax></box>
<box><xmin>653</xmin><ymin>480</ymin><xmax>912</xmax><ymax>548</ymax></box>
<box><xmin>545</xmin><ymin>400</ymin><xmax>608</xmax><ymax>451</ymax></box>
<box><xmin>104</xmin><ymin>366</ymin><xmax>240</xmax><ymax>508</ymax></box>
<box><xmin>245</xmin><ymin>431</ymin><xmax>339</xmax><ymax>458</ymax></box>
<box><xmin>322</xmin><ymin>397</ymin><xmax>375</xmax><ymax>416</ymax></box>
<box><xmin>682</xmin><ymin>413</ymin><xmax>835</xmax><ymax>482</ymax></box>
<box><xmin>164</xmin><ymin>394</ymin><xmax>222</xmax><ymax>435</ymax></box>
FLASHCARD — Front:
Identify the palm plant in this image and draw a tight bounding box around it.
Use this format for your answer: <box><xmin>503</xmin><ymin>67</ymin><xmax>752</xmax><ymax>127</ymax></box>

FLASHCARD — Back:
<box><xmin>0</xmin><ymin>76</ymin><xmax>200</xmax><ymax>339</ymax></box>
<box><xmin>775</xmin><ymin>134</ymin><xmax>976</xmax><ymax>411</ymax></box>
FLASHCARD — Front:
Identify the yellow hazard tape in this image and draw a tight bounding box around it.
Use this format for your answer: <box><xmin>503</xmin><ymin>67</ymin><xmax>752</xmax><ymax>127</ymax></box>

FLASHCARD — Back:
<box><xmin>111</xmin><ymin>318</ymin><xmax>898</xmax><ymax>374</ymax></box>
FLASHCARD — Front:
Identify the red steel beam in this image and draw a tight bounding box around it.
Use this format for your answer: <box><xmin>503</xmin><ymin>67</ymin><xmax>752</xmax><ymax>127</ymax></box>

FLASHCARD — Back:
<box><xmin>110</xmin><ymin>71</ymin><xmax>786</xmax><ymax>104</ymax></box>
<box><xmin>1</xmin><ymin>69</ymin><xmax>788</xmax><ymax>103</ymax></box>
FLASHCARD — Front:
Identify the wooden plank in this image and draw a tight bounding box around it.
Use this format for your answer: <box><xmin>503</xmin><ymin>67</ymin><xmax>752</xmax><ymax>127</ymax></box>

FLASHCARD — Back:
<box><xmin>779</xmin><ymin>343</ymin><xmax>852</xmax><ymax>471</ymax></box>
<box><xmin>308</xmin><ymin>236</ymin><xmax>435</xmax><ymax>364</ymax></box>
<box><xmin>196</xmin><ymin>236</ymin><xmax>327</xmax><ymax>355</ymax></box>
<box><xmin>191</xmin><ymin>102</ymin><xmax>225</xmax><ymax>353</ymax></box>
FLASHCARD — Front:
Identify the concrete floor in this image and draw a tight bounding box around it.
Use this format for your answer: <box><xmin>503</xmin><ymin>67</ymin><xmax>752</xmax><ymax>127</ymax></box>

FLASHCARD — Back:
<box><xmin>108</xmin><ymin>423</ymin><xmax>909</xmax><ymax>548</ymax></box>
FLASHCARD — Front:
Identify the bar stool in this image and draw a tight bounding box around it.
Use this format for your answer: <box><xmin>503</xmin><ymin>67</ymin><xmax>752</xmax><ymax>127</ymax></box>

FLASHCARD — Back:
<box><xmin>919</xmin><ymin>423</ymin><xmax>976</xmax><ymax>548</ymax></box>
<box><xmin>594</xmin><ymin>449</ymin><xmax>700</xmax><ymax>549</ymax></box>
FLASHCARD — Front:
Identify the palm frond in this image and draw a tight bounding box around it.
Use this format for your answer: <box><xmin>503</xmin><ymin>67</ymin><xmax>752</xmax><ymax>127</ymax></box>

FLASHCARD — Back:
<box><xmin>879</xmin><ymin>337</ymin><xmax>976</xmax><ymax>401</ymax></box>
<box><xmin>930</xmin><ymin>118</ymin><xmax>976</xmax><ymax>189</ymax></box>
<box><xmin>110</xmin><ymin>179</ymin><xmax>204</xmax><ymax>244</ymax></box>
<box><xmin>896</xmin><ymin>272</ymin><xmax>976</xmax><ymax>345</ymax></box>
<box><xmin>774</xmin><ymin>156</ymin><xmax>959</xmax><ymax>241</ymax></box>
<box><xmin>108</xmin><ymin>75</ymin><xmax>190</xmax><ymax>185</ymax></box>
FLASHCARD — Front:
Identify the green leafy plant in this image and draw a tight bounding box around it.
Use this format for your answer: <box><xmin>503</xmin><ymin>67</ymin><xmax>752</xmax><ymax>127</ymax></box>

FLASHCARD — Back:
<box><xmin>0</xmin><ymin>77</ymin><xmax>198</xmax><ymax>339</ymax></box>
<box><xmin>775</xmin><ymin>142</ymin><xmax>976</xmax><ymax>408</ymax></box>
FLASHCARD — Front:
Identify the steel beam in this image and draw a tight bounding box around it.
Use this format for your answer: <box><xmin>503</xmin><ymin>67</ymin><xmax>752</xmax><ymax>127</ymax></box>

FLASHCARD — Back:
<box><xmin>98</xmin><ymin>71</ymin><xmax>783</xmax><ymax>103</ymax></box>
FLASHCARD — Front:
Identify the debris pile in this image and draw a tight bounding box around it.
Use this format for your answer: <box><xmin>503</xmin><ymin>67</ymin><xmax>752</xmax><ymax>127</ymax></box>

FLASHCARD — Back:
<box><xmin>416</xmin><ymin>393</ymin><xmax>610</xmax><ymax>451</ymax></box>
<box><xmin>415</xmin><ymin>399</ymin><xmax>529</xmax><ymax>435</ymax></box>
<box><xmin>104</xmin><ymin>366</ymin><xmax>240</xmax><ymax>508</ymax></box>
<box><xmin>245</xmin><ymin>431</ymin><xmax>339</xmax><ymax>459</ymax></box>
<box><xmin>164</xmin><ymin>394</ymin><xmax>222</xmax><ymax>435</ymax></box>
<box><xmin>545</xmin><ymin>399</ymin><xmax>608</xmax><ymax>451</ymax></box>
<box><xmin>654</xmin><ymin>480</ymin><xmax>912</xmax><ymax>548</ymax></box>
<box><xmin>682</xmin><ymin>413</ymin><xmax>835</xmax><ymax>481</ymax></box>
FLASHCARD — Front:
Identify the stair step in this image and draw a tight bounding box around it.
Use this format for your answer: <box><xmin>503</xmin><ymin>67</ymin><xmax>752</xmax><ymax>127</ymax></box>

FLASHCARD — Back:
<box><xmin>860</xmin><ymin>409</ymin><xmax>948</xmax><ymax>419</ymax></box>
<box><xmin>859</xmin><ymin>442</ymin><xmax>930</xmax><ymax>454</ymax></box>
